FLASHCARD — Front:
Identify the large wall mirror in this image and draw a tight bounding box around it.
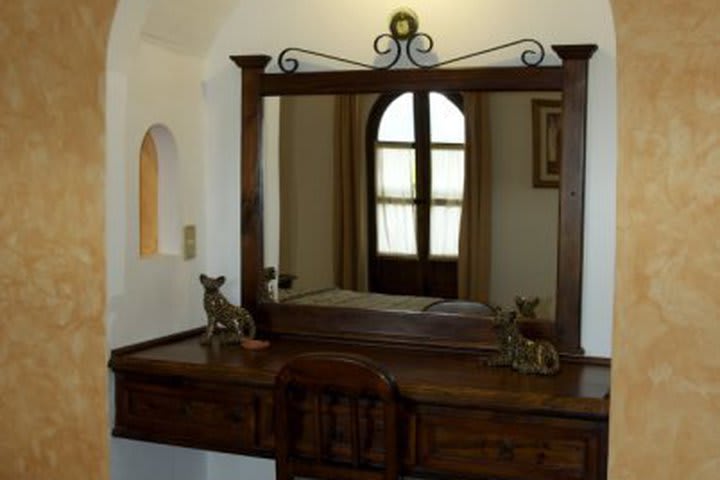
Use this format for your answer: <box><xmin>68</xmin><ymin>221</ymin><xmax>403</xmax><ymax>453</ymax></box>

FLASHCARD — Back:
<box><xmin>233</xmin><ymin>44</ymin><xmax>596</xmax><ymax>354</ymax></box>
<box><xmin>277</xmin><ymin>91</ymin><xmax>561</xmax><ymax>320</ymax></box>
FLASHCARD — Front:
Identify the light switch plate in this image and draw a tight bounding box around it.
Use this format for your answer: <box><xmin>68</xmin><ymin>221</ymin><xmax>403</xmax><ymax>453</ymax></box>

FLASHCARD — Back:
<box><xmin>183</xmin><ymin>225</ymin><xmax>196</xmax><ymax>260</ymax></box>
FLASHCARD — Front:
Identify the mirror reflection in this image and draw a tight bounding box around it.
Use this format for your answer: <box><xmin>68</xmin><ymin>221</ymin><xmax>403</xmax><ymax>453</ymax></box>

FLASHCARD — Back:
<box><xmin>275</xmin><ymin>90</ymin><xmax>561</xmax><ymax>319</ymax></box>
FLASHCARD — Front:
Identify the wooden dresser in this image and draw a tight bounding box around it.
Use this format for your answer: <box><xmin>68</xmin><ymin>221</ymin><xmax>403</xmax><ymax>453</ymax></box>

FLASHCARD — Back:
<box><xmin>110</xmin><ymin>41</ymin><xmax>610</xmax><ymax>480</ymax></box>
<box><xmin>110</xmin><ymin>330</ymin><xmax>609</xmax><ymax>480</ymax></box>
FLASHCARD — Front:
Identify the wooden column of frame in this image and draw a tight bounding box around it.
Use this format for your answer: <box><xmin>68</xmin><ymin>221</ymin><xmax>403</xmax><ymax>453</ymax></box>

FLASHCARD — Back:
<box><xmin>231</xmin><ymin>55</ymin><xmax>271</xmax><ymax>312</ymax></box>
<box><xmin>553</xmin><ymin>45</ymin><xmax>598</xmax><ymax>354</ymax></box>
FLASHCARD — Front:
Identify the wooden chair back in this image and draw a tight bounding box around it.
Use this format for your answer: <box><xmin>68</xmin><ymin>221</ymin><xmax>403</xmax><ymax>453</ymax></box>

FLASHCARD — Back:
<box><xmin>274</xmin><ymin>352</ymin><xmax>400</xmax><ymax>480</ymax></box>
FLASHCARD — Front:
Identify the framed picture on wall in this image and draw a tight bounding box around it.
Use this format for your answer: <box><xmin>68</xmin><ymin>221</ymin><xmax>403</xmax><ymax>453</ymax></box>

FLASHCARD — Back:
<box><xmin>532</xmin><ymin>99</ymin><xmax>563</xmax><ymax>188</ymax></box>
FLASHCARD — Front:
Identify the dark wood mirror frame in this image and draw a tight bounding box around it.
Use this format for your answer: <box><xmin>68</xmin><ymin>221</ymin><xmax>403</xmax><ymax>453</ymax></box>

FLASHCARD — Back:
<box><xmin>231</xmin><ymin>44</ymin><xmax>597</xmax><ymax>354</ymax></box>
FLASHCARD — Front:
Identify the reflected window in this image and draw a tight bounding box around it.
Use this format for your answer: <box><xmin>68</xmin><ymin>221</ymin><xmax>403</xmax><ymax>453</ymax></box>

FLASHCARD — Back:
<box><xmin>368</xmin><ymin>92</ymin><xmax>465</xmax><ymax>297</ymax></box>
<box><xmin>375</xmin><ymin>144</ymin><xmax>417</xmax><ymax>255</ymax></box>
<box><xmin>372</xmin><ymin>92</ymin><xmax>465</xmax><ymax>258</ymax></box>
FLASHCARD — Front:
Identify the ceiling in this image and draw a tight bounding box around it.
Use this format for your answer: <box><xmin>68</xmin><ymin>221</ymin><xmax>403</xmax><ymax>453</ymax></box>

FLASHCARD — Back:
<box><xmin>140</xmin><ymin>0</ymin><xmax>239</xmax><ymax>56</ymax></box>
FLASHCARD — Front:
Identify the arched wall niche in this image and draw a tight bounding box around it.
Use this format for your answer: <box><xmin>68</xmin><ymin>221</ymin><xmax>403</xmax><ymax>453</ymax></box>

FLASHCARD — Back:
<box><xmin>139</xmin><ymin>128</ymin><xmax>159</xmax><ymax>256</ymax></box>
<box><xmin>139</xmin><ymin>124</ymin><xmax>181</xmax><ymax>257</ymax></box>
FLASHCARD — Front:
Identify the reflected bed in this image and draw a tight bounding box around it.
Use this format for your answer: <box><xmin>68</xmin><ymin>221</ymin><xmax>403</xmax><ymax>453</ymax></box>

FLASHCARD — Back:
<box><xmin>279</xmin><ymin>287</ymin><xmax>495</xmax><ymax>316</ymax></box>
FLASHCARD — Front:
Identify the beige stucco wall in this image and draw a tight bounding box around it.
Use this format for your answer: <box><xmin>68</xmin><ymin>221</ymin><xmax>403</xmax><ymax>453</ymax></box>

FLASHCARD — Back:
<box><xmin>609</xmin><ymin>0</ymin><xmax>720</xmax><ymax>478</ymax></box>
<box><xmin>0</xmin><ymin>2</ymin><xmax>116</xmax><ymax>479</ymax></box>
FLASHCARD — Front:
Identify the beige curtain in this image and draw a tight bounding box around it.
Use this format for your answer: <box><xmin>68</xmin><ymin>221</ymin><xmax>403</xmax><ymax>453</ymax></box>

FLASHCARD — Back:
<box><xmin>333</xmin><ymin>95</ymin><xmax>368</xmax><ymax>290</ymax></box>
<box><xmin>458</xmin><ymin>92</ymin><xmax>492</xmax><ymax>302</ymax></box>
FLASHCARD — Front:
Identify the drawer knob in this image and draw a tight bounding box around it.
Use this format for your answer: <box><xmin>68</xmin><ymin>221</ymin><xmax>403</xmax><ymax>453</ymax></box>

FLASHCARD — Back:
<box><xmin>498</xmin><ymin>439</ymin><xmax>515</xmax><ymax>461</ymax></box>
<box><xmin>230</xmin><ymin>408</ymin><xmax>244</xmax><ymax>423</ymax></box>
<box><xmin>182</xmin><ymin>403</ymin><xmax>193</xmax><ymax>417</ymax></box>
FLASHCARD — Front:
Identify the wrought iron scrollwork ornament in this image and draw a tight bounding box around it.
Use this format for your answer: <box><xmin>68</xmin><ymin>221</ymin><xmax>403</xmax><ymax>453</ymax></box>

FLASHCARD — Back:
<box><xmin>277</xmin><ymin>9</ymin><xmax>545</xmax><ymax>73</ymax></box>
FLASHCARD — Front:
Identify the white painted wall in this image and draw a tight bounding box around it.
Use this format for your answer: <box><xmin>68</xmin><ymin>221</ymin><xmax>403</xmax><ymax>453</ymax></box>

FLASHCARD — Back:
<box><xmin>109</xmin><ymin>39</ymin><xmax>206</xmax><ymax>348</ymax></box>
<box><xmin>206</xmin><ymin>453</ymin><xmax>274</xmax><ymax>480</ymax></box>
<box><xmin>106</xmin><ymin>3</ymin><xmax>210</xmax><ymax>479</ymax></box>
<box><xmin>111</xmin><ymin>439</ymin><xmax>207</xmax><ymax>480</ymax></box>
<box><xmin>202</xmin><ymin>64</ymin><xmax>242</xmax><ymax>303</ymax></box>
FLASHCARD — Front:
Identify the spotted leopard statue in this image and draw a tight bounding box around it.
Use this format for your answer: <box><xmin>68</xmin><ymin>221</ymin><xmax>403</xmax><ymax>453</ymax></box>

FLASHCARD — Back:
<box><xmin>199</xmin><ymin>274</ymin><xmax>257</xmax><ymax>345</ymax></box>
<box><xmin>486</xmin><ymin>308</ymin><xmax>560</xmax><ymax>375</ymax></box>
<box><xmin>259</xmin><ymin>267</ymin><xmax>277</xmax><ymax>303</ymax></box>
<box><xmin>514</xmin><ymin>295</ymin><xmax>540</xmax><ymax>319</ymax></box>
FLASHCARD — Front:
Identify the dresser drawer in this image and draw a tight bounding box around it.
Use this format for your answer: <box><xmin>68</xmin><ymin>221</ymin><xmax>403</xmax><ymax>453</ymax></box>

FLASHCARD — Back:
<box><xmin>416</xmin><ymin>406</ymin><xmax>606</xmax><ymax>480</ymax></box>
<box><xmin>114</xmin><ymin>373</ymin><xmax>261</xmax><ymax>453</ymax></box>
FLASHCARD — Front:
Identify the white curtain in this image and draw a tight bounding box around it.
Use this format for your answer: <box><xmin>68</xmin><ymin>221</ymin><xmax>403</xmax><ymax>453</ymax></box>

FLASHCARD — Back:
<box><xmin>430</xmin><ymin>146</ymin><xmax>464</xmax><ymax>256</ymax></box>
<box><xmin>375</xmin><ymin>146</ymin><xmax>417</xmax><ymax>255</ymax></box>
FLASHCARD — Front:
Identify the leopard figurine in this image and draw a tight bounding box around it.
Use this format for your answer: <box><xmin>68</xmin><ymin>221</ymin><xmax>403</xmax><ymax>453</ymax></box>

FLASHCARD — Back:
<box><xmin>514</xmin><ymin>295</ymin><xmax>540</xmax><ymax>319</ymax></box>
<box><xmin>486</xmin><ymin>309</ymin><xmax>560</xmax><ymax>375</ymax></box>
<box><xmin>259</xmin><ymin>267</ymin><xmax>277</xmax><ymax>303</ymax></box>
<box><xmin>199</xmin><ymin>274</ymin><xmax>256</xmax><ymax>345</ymax></box>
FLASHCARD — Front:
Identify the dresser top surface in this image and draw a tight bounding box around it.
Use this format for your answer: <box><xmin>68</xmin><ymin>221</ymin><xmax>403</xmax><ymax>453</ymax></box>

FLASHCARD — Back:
<box><xmin>110</xmin><ymin>332</ymin><xmax>610</xmax><ymax>418</ymax></box>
